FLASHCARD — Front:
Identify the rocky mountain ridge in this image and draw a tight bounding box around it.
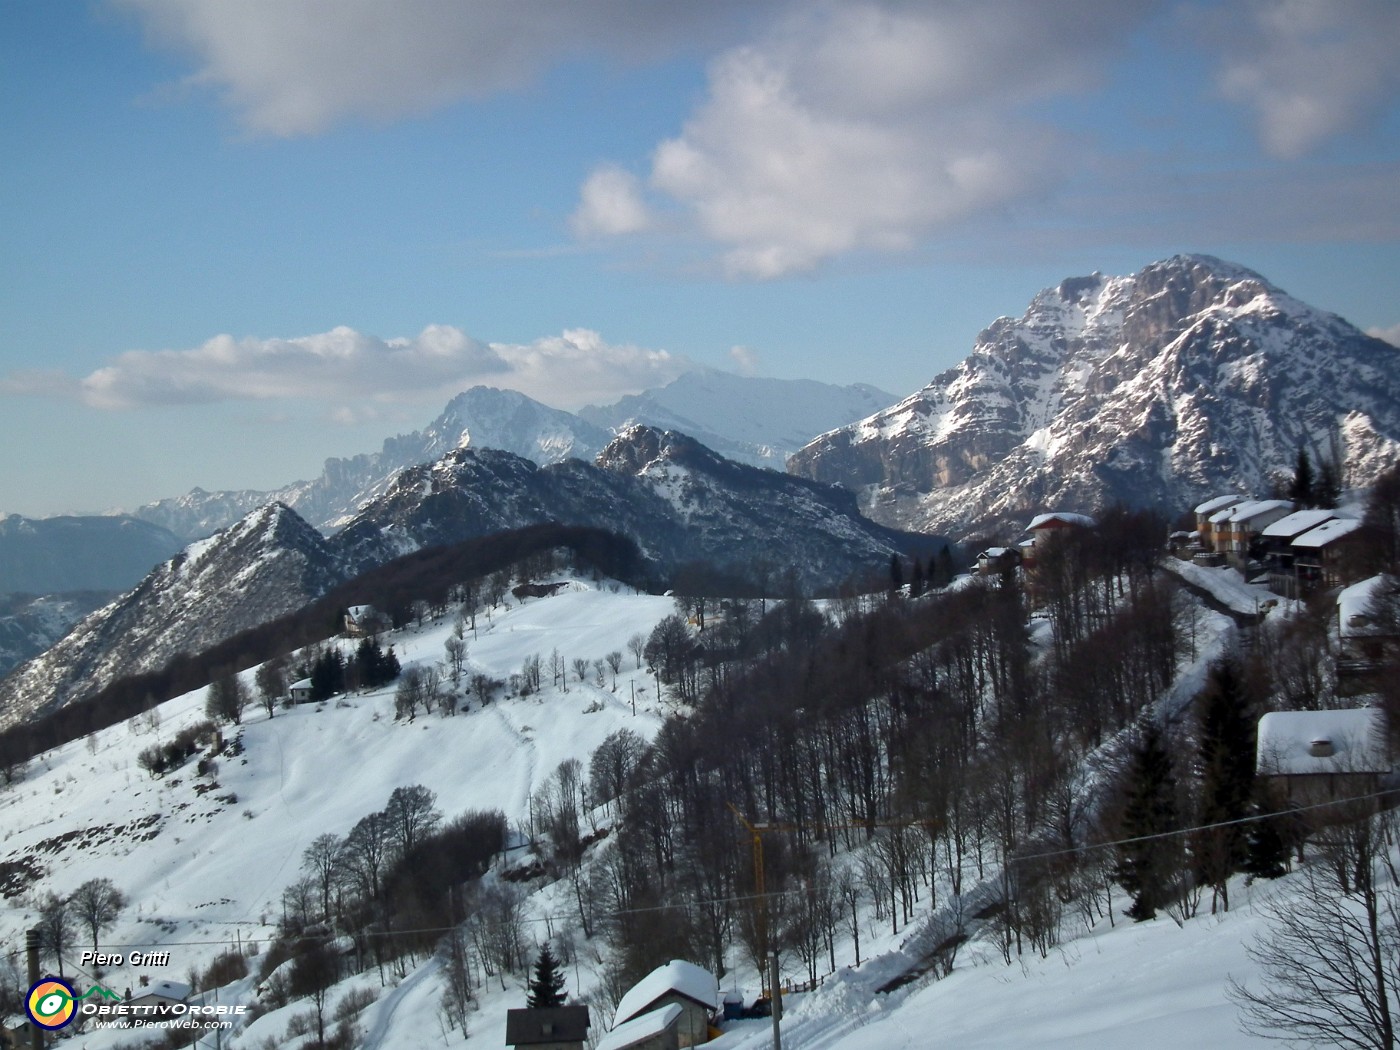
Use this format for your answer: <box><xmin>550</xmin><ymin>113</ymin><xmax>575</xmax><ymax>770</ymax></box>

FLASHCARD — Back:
<box><xmin>789</xmin><ymin>255</ymin><xmax>1400</xmax><ymax>537</ymax></box>
<box><xmin>1</xmin><ymin>428</ymin><xmax>933</xmax><ymax>725</ymax></box>
<box><xmin>130</xmin><ymin>375</ymin><xmax>890</xmax><ymax>540</ymax></box>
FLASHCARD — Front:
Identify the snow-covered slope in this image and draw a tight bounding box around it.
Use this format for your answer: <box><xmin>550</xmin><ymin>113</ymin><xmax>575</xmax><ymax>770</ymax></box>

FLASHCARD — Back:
<box><xmin>580</xmin><ymin>371</ymin><xmax>894</xmax><ymax>470</ymax></box>
<box><xmin>0</xmin><ymin>579</ymin><xmax>678</xmax><ymax>1048</ymax></box>
<box><xmin>0</xmin><ymin>591</ymin><xmax>112</xmax><ymax>680</ymax></box>
<box><xmin>3</xmin><ymin>432</ymin><xmax>927</xmax><ymax>725</ymax></box>
<box><xmin>790</xmin><ymin>255</ymin><xmax>1400</xmax><ymax>537</ymax></box>
<box><xmin>0</xmin><ymin>577</ymin><xmax>1296</xmax><ymax>1050</ymax></box>
<box><xmin>0</xmin><ymin>503</ymin><xmax>357</xmax><ymax>728</ymax></box>
<box><xmin>335</xmin><ymin>426</ymin><xmax>926</xmax><ymax>589</ymax></box>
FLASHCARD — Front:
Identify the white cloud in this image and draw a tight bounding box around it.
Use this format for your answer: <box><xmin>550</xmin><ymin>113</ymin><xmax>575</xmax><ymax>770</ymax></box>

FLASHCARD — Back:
<box><xmin>1202</xmin><ymin>0</ymin><xmax>1400</xmax><ymax>159</ymax></box>
<box><xmin>1368</xmin><ymin>324</ymin><xmax>1400</xmax><ymax>348</ymax></box>
<box><xmin>114</xmin><ymin>0</ymin><xmax>777</xmax><ymax>136</ymax></box>
<box><xmin>5</xmin><ymin>325</ymin><xmax>690</xmax><ymax>412</ymax></box>
<box><xmin>728</xmin><ymin>345</ymin><xmax>760</xmax><ymax>376</ymax></box>
<box><xmin>570</xmin><ymin>166</ymin><xmax>653</xmax><ymax>237</ymax></box>
<box><xmin>584</xmin><ymin>1</ymin><xmax>1162</xmax><ymax>278</ymax></box>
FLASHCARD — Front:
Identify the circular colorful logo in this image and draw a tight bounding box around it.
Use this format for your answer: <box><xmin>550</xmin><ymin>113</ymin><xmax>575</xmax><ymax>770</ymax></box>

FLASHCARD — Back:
<box><xmin>26</xmin><ymin>978</ymin><xmax>77</xmax><ymax>1030</ymax></box>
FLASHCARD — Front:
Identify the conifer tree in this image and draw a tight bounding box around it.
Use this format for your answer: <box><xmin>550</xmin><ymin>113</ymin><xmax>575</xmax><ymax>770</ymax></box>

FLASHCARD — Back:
<box><xmin>1242</xmin><ymin>792</ymin><xmax>1291</xmax><ymax>881</ymax></box>
<box><xmin>1289</xmin><ymin>446</ymin><xmax>1315</xmax><ymax>507</ymax></box>
<box><xmin>526</xmin><ymin>943</ymin><xmax>567</xmax><ymax>1008</ymax></box>
<box><xmin>1114</xmin><ymin>721</ymin><xmax>1180</xmax><ymax>921</ymax></box>
<box><xmin>1193</xmin><ymin>660</ymin><xmax>1255</xmax><ymax>911</ymax></box>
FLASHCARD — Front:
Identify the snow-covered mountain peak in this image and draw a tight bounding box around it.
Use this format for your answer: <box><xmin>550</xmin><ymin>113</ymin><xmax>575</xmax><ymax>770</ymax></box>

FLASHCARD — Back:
<box><xmin>791</xmin><ymin>255</ymin><xmax>1400</xmax><ymax>537</ymax></box>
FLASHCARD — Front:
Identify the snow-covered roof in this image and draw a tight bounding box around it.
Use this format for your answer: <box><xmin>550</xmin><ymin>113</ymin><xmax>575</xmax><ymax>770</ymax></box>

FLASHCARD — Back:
<box><xmin>978</xmin><ymin>547</ymin><xmax>1012</xmax><ymax>559</ymax></box>
<box><xmin>133</xmin><ymin>979</ymin><xmax>191</xmax><ymax>1002</ymax></box>
<box><xmin>1292</xmin><ymin>517</ymin><xmax>1365</xmax><ymax>549</ymax></box>
<box><xmin>1257</xmin><ymin>708</ymin><xmax>1389</xmax><ymax>776</ymax></box>
<box><xmin>596</xmin><ymin>1003</ymin><xmax>683</xmax><ymax>1050</ymax></box>
<box><xmin>1338</xmin><ymin>575</ymin><xmax>1395</xmax><ymax>638</ymax></box>
<box><xmin>1025</xmin><ymin>512</ymin><xmax>1097</xmax><ymax>531</ymax></box>
<box><xmin>290</xmin><ymin>677</ymin><xmax>313</xmax><ymax>691</ymax></box>
<box><xmin>1261</xmin><ymin>508</ymin><xmax>1338</xmax><ymax>538</ymax></box>
<box><xmin>614</xmin><ymin>960</ymin><xmax>718</xmax><ymax>1025</ymax></box>
<box><xmin>1194</xmin><ymin>495</ymin><xmax>1246</xmax><ymax>516</ymax></box>
<box><xmin>1218</xmin><ymin>499</ymin><xmax>1292</xmax><ymax>525</ymax></box>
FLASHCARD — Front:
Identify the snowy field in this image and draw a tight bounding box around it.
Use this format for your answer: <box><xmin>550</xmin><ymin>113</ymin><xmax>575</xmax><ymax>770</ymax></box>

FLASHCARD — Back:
<box><xmin>0</xmin><ymin>575</ymin><xmax>1338</xmax><ymax>1050</ymax></box>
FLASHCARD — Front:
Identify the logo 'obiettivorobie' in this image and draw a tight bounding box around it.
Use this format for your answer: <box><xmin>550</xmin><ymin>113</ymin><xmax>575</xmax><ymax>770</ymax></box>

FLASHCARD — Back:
<box><xmin>26</xmin><ymin>978</ymin><xmax>77</xmax><ymax>1030</ymax></box>
<box><xmin>25</xmin><ymin>979</ymin><xmax>123</xmax><ymax>1030</ymax></box>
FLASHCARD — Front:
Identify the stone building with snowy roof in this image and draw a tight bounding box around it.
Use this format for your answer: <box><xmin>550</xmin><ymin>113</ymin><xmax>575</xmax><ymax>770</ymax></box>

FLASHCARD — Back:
<box><xmin>613</xmin><ymin>961</ymin><xmax>718</xmax><ymax>1048</ymax></box>
<box><xmin>1018</xmin><ymin>512</ymin><xmax>1096</xmax><ymax>572</ymax></box>
<box><xmin>1337</xmin><ymin>575</ymin><xmax>1400</xmax><ymax>695</ymax></box>
<box><xmin>596</xmin><ymin>1003</ymin><xmax>683</xmax><ymax>1050</ymax></box>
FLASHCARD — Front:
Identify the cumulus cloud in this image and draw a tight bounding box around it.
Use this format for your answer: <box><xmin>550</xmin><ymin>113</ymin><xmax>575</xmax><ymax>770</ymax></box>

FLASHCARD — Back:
<box><xmin>1368</xmin><ymin>324</ymin><xmax>1400</xmax><ymax>348</ymax></box>
<box><xmin>570</xmin><ymin>166</ymin><xmax>653</xmax><ymax>237</ymax></box>
<box><xmin>1201</xmin><ymin>0</ymin><xmax>1400</xmax><ymax>158</ymax></box>
<box><xmin>582</xmin><ymin>1</ymin><xmax>1162</xmax><ymax>278</ymax></box>
<box><xmin>728</xmin><ymin>345</ymin><xmax>760</xmax><ymax>376</ymax></box>
<box><xmin>114</xmin><ymin>0</ymin><xmax>778</xmax><ymax>136</ymax></box>
<box><xmin>3</xmin><ymin>325</ymin><xmax>690</xmax><ymax>412</ymax></box>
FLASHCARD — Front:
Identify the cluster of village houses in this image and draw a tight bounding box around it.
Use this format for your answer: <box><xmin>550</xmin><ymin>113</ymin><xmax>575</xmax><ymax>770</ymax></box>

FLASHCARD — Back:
<box><xmin>971</xmin><ymin>499</ymin><xmax>1399</xmax><ymax>854</ymax></box>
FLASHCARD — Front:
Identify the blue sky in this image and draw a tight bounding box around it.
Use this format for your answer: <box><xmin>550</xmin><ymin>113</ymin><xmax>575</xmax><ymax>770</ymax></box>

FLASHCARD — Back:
<box><xmin>2</xmin><ymin>0</ymin><xmax>1398</xmax><ymax>517</ymax></box>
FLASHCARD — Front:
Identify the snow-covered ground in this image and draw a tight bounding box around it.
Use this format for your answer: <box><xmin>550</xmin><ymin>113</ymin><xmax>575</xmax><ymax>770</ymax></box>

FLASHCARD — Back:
<box><xmin>1163</xmin><ymin>559</ymin><xmax>1284</xmax><ymax>617</ymax></box>
<box><xmin>0</xmin><ymin>577</ymin><xmax>675</xmax><ymax>1047</ymax></box>
<box><xmin>0</xmin><ymin>574</ymin><xmax>1343</xmax><ymax>1050</ymax></box>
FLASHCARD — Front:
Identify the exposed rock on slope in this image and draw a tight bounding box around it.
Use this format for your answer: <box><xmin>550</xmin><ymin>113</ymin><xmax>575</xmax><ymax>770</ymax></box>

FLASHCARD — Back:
<box><xmin>790</xmin><ymin>255</ymin><xmax>1400</xmax><ymax>536</ymax></box>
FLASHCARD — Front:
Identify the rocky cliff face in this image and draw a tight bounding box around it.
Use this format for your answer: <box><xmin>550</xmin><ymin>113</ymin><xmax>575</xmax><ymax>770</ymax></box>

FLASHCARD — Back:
<box><xmin>790</xmin><ymin>255</ymin><xmax>1400</xmax><ymax>537</ymax></box>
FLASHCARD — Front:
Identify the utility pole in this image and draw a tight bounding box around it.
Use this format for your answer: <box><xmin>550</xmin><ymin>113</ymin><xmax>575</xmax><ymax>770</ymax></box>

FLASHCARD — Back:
<box><xmin>769</xmin><ymin>951</ymin><xmax>783</xmax><ymax>1050</ymax></box>
<box><xmin>25</xmin><ymin>926</ymin><xmax>43</xmax><ymax>1050</ymax></box>
<box><xmin>727</xmin><ymin>805</ymin><xmax>781</xmax><ymax>1049</ymax></box>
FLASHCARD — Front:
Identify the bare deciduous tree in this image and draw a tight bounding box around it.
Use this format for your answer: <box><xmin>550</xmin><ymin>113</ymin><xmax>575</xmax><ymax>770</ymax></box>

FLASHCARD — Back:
<box><xmin>70</xmin><ymin>878</ymin><xmax>125</xmax><ymax>950</ymax></box>
<box><xmin>1230</xmin><ymin>812</ymin><xmax>1399</xmax><ymax>1050</ymax></box>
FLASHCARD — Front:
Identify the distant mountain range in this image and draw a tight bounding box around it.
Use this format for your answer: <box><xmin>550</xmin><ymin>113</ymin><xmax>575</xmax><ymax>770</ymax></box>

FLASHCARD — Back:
<box><xmin>0</xmin><ymin>514</ymin><xmax>184</xmax><ymax>595</ymax></box>
<box><xmin>128</xmin><ymin>374</ymin><xmax>894</xmax><ymax>539</ymax></box>
<box><xmin>8</xmin><ymin>252</ymin><xmax>1400</xmax><ymax>724</ymax></box>
<box><xmin>0</xmin><ymin>426</ymin><xmax>934</xmax><ymax>726</ymax></box>
<box><xmin>789</xmin><ymin>255</ymin><xmax>1400</xmax><ymax>536</ymax></box>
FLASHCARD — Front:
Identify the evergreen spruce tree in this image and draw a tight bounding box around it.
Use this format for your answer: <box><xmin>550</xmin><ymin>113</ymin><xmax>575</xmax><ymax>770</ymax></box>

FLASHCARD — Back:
<box><xmin>526</xmin><ymin>944</ymin><xmax>567</xmax><ymax>1009</ymax></box>
<box><xmin>1114</xmin><ymin>721</ymin><xmax>1180</xmax><ymax>921</ymax></box>
<box><xmin>910</xmin><ymin>558</ymin><xmax>926</xmax><ymax>598</ymax></box>
<box><xmin>1289</xmin><ymin>446</ymin><xmax>1316</xmax><ymax>507</ymax></box>
<box><xmin>936</xmin><ymin>544</ymin><xmax>955</xmax><ymax>588</ymax></box>
<box><xmin>889</xmin><ymin>553</ymin><xmax>904</xmax><ymax>593</ymax></box>
<box><xmin>1193</xmin><ymin>660</ymin><xmax>1255</xmax><ymax>911</ymax></box>
<box><xmin>1242</xmin><ymin>794</ymin><xmax>1291</xmax><ymax>881</ymax></box>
